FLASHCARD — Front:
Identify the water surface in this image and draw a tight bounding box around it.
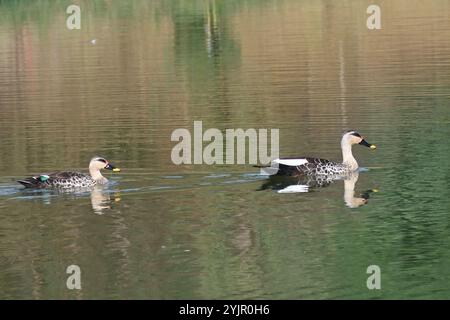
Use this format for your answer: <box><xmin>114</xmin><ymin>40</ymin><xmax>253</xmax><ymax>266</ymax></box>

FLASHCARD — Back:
<box><xmin>0</xmin><ymin>0</ymin><xmax>450</xmax><ymax>299</ymax></box>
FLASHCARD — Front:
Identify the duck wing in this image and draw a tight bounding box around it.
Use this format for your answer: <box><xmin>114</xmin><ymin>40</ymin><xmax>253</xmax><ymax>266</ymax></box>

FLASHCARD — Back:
<box><xmin>270</xmin><ymin>157</ymin><xmax>340</xmax><ymax>176</ymax></box>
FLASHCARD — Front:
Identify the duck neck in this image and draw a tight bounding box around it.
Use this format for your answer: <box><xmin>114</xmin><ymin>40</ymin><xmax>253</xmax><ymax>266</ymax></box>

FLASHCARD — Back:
<box><xmin>341</xmin><ymin>140</ymin><xmax>358</xmax><ymax>171</ymax></box>
<box><xmin>89</xmin><ymin>167</ymin><xmax>107</xmax><ymax>184</ymax></box>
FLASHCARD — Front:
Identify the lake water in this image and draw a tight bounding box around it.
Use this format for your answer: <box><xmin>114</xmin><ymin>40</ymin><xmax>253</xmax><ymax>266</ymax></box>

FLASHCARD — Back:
<box><xmin>0</xmin><ymin>0</ymin><xmax>450</xmax><ymax>299</ymax></box>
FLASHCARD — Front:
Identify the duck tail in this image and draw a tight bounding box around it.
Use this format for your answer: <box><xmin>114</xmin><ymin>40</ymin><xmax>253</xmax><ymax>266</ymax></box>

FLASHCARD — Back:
<box><xmin>17</xmin><ymin>177</ymin><xmax>39</xmax><ymax>188</ymax></box>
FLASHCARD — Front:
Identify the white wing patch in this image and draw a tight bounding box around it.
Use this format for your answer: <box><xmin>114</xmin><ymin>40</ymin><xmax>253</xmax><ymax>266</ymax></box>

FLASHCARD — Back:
<box><xmin>273</xmin><ymin>158</ymin><xmax>309</xmax><ymax>166</ymax></box>
<box><xmin>277</xmin><ymin>185</ymin><xmax>309</xmax><ymax>193</ymax></box>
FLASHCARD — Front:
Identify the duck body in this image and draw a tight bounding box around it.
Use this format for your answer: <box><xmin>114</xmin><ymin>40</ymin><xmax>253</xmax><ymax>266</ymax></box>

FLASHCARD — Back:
<box><xmin>260</xmin><ymin>130</ymin><xmax>376</xmax><ymax>177</ymax></box>
<box><xmin>17</xmin><ymin>157</ymin><xmax>120</xmax><ymax>189</ymax></box>
<box><xmin>272</xmin><ymin>157</ymin><xmax>350</xmax><ymax>177</ymax></box>
<box><xmin>18</xmin><ymin>171</ymin><xmax>97</xmax><ymax>189</ymax></box>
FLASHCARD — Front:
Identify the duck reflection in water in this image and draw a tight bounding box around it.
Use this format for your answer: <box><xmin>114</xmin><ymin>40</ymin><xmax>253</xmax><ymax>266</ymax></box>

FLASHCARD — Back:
<box><xmin>53</xmin><ymin>185</ymin><xmax>121</xmax><ymax>214</ymax></box>
<box><xmin>90</xmin><ymin>185</ymin><xmax>121</xmax><ymax>214</ymax></box>
<box><xmin>259</xmin><ymin>171</ymin><xmax>377</xmax><ymax>208</ymax></box>
<box><xmin>20</xmin><ymin>185</ymin><xmax>121</xmax><ymax>214</ymax></box>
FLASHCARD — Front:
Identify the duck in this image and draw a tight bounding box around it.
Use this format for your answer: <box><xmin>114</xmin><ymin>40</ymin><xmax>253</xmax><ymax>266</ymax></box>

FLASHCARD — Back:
<box><xmin>17</xmin><ymin>157</ymin><xmax>121</xmax><ymax>189</ymax></box>
<box><xmin>258</xmin><ymin>130</ymin><xmax>376</xmax><ymax>177</ymax></box>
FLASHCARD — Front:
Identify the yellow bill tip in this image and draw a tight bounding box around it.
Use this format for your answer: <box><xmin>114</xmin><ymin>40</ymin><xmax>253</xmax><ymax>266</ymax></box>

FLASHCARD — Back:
<box><xmin>112</xmin><ymin>168</ymin><xmax>121</xmax><ymax>172</ymax></box>
<box><xmin>370</xmin><ymin>145</ymin><xmax>377</xmax><ymax>150</ymax></box>
<box><xmin>372</xmin><ymin>189</ymin><xmax>379</xmax><ymax>193</ymax></box>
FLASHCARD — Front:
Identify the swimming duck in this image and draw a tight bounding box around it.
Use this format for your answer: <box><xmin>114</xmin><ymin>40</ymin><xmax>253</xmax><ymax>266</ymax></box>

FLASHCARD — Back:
<box><xmin>17</xmin><ymin>157</ymin><xmax>121</xmax><ymax>189</ymax></box>
<box><xmin>259</xmin><ymin>130</ymin><xmax>376</xmax><ymax>176</ymax></box>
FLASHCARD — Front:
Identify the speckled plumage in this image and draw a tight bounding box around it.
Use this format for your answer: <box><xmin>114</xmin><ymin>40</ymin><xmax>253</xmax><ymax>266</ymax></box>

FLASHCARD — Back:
<box><xmin>274</xmin><ymin>157</ymin><xmax>351</xmax><ymax>177</ymax></box>
<box><xmin>18</xmin><ymin>171</ymin><xmax>98</xmax><ymax>189</ymax></box>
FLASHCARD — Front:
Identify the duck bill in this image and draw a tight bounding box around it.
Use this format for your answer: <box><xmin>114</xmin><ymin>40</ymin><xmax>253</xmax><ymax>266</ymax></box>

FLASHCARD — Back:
<box><xmin>105</xmin><ymin>163</ymin><xmax>121</xmax><ymax>172</ymax></box>
<box><xmin>359</xmin><ymin>139</ymin><xmax>376</xmax><ymax>150</ymax></box>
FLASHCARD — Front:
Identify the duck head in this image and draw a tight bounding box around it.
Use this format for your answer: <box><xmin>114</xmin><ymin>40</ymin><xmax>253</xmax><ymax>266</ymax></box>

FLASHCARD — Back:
<box><xmin>341</xmin><ymin>130</ymin><xmax>376</xmax><ymax>171</ymax></box>
<box><xmin>89</xmin><ymin>157</ymin><xmax>121</xmax><ymax>183</ymax></box>
<box><xmin>343</xmin><ymin>130</ymin><xmax>376</xmax><ymax>149</ymax></box>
